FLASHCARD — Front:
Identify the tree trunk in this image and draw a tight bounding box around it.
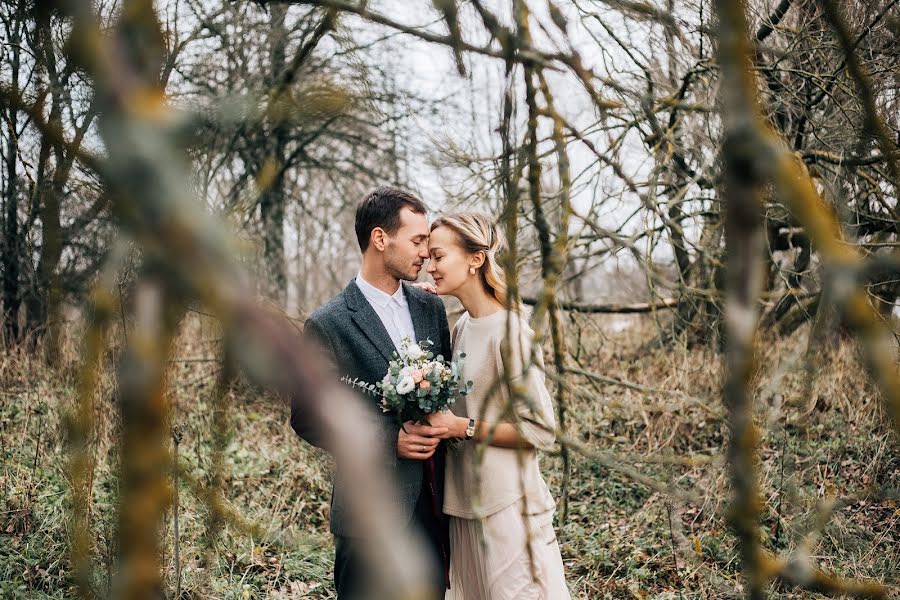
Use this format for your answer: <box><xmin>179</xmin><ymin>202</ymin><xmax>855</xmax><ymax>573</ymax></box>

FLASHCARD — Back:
<box><xmin>808</xmin><ymin>165</ymin><xmax>856</xmax><ymax>351</ymax></box>
<box><xmin>667</xmin><ymin>204</ymin><xmax>724</xmax><ymax>348</ymax></box>
<box><xmin>36</xmin><ymin>5</ymin><xmax>64</xmax><ymax>361</ymax></box>
<box><xmin>19</xmin><ymin>5</ymin><xmax>57</xmax><ymax>357</ymax></box>
<box><xmin>259</xmin><ymin>4</ymin><xmax>289</xmax><ymax>304</ymax></box>
<box><xmin>1</xmin><ymin>2</ymin><xmax>24</xmax><ymax>343</ymax></box>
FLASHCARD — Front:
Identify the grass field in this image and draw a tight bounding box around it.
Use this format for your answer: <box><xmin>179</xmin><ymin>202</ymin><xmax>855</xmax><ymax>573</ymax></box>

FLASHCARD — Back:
<box><xmin>1</xmin><ymin>312</ymin><xmax>897</xmax><ymax>598</ymax></box>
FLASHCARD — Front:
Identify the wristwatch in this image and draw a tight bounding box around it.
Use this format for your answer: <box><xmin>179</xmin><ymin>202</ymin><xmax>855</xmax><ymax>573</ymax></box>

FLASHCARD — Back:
<box><xmin>464</xmin><ymin>418</ymin><xmax>476</xmax><ymax>440</ymax></box>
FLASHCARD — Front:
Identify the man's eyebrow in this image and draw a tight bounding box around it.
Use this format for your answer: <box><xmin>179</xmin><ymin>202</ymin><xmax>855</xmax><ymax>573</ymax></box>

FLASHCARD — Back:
<box><xmin>412</xmin><ymin>234</ymin><xmax>428</xmax><ymax>240</ymax></box>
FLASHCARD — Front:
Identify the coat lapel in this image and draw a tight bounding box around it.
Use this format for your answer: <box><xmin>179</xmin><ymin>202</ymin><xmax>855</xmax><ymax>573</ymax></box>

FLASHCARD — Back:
<box><xmin>344</xmin><ymin>280</ymin><xmax>398</xmax><ymax>363</ymax></box>
<box><xmin>403</xmin><ymin>282</ymin><xmax>437</xmax><ymax>354</ymax></box>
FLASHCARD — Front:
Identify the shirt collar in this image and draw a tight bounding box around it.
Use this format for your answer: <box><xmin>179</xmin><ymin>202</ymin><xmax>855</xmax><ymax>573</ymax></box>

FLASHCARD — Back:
<box><xmin>355</xmin><ymin>273</ymin><xmax>406</xmax><ymax>308</ymax></box>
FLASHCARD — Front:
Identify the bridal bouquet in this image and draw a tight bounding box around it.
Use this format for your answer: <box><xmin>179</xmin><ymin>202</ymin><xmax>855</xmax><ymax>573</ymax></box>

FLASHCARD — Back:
<box><xmin>343</xmin><ymin>337</ymin><xmax>472</xmax><ymax>426</ymax></box>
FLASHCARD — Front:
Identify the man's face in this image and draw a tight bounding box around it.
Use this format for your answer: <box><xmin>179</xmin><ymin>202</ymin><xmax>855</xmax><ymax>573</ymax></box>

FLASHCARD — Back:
<box><xmin>383</xmin><ymin>207</ymin><xmax>430</xmax><ymax>281</ymax></box>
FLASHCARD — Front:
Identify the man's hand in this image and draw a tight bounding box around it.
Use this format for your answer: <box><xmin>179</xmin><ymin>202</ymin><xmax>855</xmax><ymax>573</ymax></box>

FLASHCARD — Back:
<box><xmin>397</xmin><ymin>420</ymin><xmax>448</xmax><ymax>460</ymax></box>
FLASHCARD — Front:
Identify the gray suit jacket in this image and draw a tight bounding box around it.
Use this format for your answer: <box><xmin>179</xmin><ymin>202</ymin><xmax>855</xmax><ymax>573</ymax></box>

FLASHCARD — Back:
<box><xmin>292</xmin><ymin>279</ymin><xmax>452</xmax><ymax>538</ymax></box>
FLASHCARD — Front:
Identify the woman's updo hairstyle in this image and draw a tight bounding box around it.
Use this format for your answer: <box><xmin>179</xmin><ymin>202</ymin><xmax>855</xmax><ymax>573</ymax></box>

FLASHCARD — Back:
<box><xmin>431</xmin><ymin>212</ymin><xmax>512</xmax><ymax>307</ymax></box>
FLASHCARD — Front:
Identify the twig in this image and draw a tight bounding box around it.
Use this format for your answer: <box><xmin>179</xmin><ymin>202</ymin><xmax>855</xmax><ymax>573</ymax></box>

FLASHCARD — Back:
<box><xmin>667</xmin><ymin>500</ymin><xmax>685</xmax><ymax>600</ymax></box>
<box><xmin>171</xmin><ymin>425</ymin><xmax>184</xmax><ymax>600</ymax></box>
<box><xmin>522</xmin><ymin>296</ymin><xmax>679</xmax><ymax>313</ymax></box>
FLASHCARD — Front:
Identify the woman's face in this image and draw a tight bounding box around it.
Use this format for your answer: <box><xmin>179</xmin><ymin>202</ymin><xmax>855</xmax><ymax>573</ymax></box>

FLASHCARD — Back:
<box><xmin>427</xmin><ymin>225</ymin><xmax>474</xmax><ymax>296</ymax></box>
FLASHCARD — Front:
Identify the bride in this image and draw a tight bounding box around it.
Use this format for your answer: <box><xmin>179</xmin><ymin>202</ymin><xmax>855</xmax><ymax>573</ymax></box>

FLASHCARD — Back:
<box><xmin>424</xmin><ymin>212</ymin><xmax>570</xmax><ymax>600</ymax></box>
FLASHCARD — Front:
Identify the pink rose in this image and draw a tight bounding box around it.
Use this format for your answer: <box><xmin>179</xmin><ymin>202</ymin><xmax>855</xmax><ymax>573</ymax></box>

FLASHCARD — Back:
<box><xmin>412</xmin><ymin>370</ymin><xmax>423</xmax><ymax>383</ymax></box>
<box><xmin>419</xmin><ymin>380</ymin><xmax>430</xmax><ymax>390</ymax></box>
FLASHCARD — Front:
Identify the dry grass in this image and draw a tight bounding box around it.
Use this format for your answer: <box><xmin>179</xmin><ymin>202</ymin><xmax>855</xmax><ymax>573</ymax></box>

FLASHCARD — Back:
<box><xmin>555</xmin><ymin>313</ymin><xmax>898</xmax><ymax>598</ymax></box>
<box><xmin>0</xmin><ymin>311</ymin><xmax>897</xmax><ymax>598</ymax></box>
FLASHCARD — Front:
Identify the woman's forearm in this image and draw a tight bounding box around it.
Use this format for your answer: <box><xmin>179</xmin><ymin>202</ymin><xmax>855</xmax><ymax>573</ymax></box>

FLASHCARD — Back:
<box><xmin>433</xmin><ymin>413</ymin><xmax>534</xmax><ymax>449</ymax></box>
<box><xmin>477</xmin><ymin>422</ymin><xmax>534</xmax><ymax>449</ymax></box>
<box><xmin>449</xmin><ymin>415</ymin><xmax>534</xmax><ymax>449</ymax></box>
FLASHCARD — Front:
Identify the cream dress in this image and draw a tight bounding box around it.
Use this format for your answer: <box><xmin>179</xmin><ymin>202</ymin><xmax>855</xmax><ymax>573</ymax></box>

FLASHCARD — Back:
<box><xmin>444</xmin><ymin>310</ymin><xmax>570</xmax><ymax>600</ymax></box>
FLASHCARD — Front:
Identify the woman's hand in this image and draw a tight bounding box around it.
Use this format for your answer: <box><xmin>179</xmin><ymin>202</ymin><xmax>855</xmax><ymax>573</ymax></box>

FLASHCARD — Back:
<box><xmin>427</xmin><ymin>410</ymin><xmax>466</xmax><ymax>439</ymax></box>
<box><xmin>411</xmin><ymin>281</ymin><xmax>438</xmax><ymax>295</ymax></box>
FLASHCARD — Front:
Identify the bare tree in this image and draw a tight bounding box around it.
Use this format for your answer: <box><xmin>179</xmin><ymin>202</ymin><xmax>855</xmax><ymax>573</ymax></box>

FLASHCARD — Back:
<box><xmin>173</xmin><ymin>1</ymin><xmax>430</xmax><ymax>307</ymax></box>
<box><xmin>1</xmin><ymin>0</ymin><xmax>108</xmax><ymax>353</ymax></box>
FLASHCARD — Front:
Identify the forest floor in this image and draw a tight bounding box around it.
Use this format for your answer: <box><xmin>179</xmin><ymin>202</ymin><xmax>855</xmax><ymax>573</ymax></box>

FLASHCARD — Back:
<box><xmin>1</xmin><ymin>312</ymin><xmax>897</xmax><ymax>599</ymax></box>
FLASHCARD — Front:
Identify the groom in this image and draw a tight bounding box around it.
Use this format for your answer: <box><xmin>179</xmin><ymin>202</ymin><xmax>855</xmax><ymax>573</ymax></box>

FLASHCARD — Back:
<box><xmin>291</xmin><ymin>186</ymin><xmax>451</xmax><ymax>599</ymax></box>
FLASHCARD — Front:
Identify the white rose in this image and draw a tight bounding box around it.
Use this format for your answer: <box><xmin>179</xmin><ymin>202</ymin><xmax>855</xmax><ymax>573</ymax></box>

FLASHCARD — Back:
<box><xmin>396</xmin><ymin>376</ymin><xmax>415</xmax><ymax>395</ymax></box>
<box><xmin>405</xmin><ymin>344</ymin><xmax>424</xmax><ymax>361</ymax></box>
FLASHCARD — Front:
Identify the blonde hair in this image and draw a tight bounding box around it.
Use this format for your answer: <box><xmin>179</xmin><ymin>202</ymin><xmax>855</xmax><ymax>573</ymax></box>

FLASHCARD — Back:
<box><xmin>431</xmin><ymin>212</ymin><xmax>511</xmax><ymax>307</ymax></box>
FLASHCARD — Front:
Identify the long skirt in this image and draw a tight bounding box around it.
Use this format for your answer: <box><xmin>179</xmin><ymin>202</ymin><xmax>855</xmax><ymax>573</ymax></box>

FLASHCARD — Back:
<box><xmin>445</xmin><ymin>502</ymin><xmax>570</xmax><ymax>600</ymax></box>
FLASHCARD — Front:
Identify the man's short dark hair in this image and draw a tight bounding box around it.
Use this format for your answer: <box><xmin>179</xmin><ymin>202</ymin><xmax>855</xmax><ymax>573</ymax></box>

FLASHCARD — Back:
<box><xmin>355</xmin><ymin>186</ymin><xmax>428</xmax><ymax>252</ymax></box>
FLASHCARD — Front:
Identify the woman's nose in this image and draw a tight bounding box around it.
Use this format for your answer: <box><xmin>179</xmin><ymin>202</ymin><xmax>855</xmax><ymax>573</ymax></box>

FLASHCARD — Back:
<box><xmin>426</xmin><ymin>260</ymin><xmax>435</xmax><ymax>273</ymax></box>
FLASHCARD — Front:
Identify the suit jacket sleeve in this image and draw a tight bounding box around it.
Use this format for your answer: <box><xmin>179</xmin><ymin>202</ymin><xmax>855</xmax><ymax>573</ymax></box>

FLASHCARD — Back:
<box><xmin>290</xmin><ymin>315</ymin><xmax>335</xmax><ymax>450</ymax></box>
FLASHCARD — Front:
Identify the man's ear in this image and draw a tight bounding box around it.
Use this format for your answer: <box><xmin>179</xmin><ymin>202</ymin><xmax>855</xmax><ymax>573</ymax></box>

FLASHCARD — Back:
<box><xmin>370</xmin><ymin>227</ymin><xmax>387</xmax><ymax>252</ymax></box>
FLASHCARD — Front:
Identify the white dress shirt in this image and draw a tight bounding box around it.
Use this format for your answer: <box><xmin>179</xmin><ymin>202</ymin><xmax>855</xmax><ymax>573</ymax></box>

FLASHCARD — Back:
<box><xmin>355</xmin><ymin>274</ymin><xmax>417</xmax><ymax>352</ymax></box>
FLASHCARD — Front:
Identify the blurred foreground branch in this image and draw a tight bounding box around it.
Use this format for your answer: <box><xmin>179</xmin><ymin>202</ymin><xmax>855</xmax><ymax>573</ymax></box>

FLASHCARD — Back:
<box><xmin>52</xmin><ymin>0</ymin><xmax>441</xmax><ymax>597</ymax></box>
